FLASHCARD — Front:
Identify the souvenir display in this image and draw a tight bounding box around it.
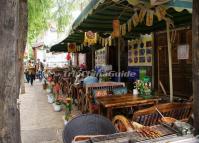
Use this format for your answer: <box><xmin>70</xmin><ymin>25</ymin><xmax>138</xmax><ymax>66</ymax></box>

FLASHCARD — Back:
<box><xmin>128</xmin><ymin>35</ymin><xmax>153</xmax><ymax>66</ymax></box>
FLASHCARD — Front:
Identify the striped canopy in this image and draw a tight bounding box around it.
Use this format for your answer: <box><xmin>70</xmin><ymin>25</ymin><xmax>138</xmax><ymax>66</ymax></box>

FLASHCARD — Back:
<box><xmin>50</xmin><ymin>0</ymin><xmax>192</xmax><ymax>52</ymax></box>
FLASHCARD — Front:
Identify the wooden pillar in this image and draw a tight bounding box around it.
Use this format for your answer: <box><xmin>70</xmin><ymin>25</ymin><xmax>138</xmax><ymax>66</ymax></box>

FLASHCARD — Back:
<box><xmin>118</xmin><ymin>38</ymin><xmax>121</xmax><ymax>82</ymax></box>
<box><xmin>77</xmin><ymin>53</ymin><xmax>79</xmax><ymax>66</ymax></box>
<box><xmin>192</xmin><ymin>0</ymin><xmax>199</xmax><ymax>135</ymax></box>
<box><xmin>166</xmin><ymin>20</ymin><xmax>173</xmax><ymax>103</ymax></box>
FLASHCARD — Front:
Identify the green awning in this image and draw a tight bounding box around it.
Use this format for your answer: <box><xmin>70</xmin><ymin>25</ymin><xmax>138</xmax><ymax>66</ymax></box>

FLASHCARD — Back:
<box><xmin>50</xmin><ymin>43</ymin><xmax>67</xmax><ymax>53</ymax></box>
<box><xmin>51</xmin><ymin>0</ymin><xmax>192</xmax><ymax>52</ymax></box>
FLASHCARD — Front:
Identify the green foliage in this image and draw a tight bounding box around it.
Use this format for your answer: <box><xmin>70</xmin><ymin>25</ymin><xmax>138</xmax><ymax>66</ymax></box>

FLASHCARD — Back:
<box><xmin>28</xmin><ymin>0</ymin><xmax>53</xmax><ymax>44</ymax></box>
<box><xmin>52</xmin><ymin>0</ymin><xmax>76</xmax><ymax>32</ymax></box>
<box><xmin>28</xmin><ymin>0</ymin><xmax>91</xmax><ymax>45</ymax></box>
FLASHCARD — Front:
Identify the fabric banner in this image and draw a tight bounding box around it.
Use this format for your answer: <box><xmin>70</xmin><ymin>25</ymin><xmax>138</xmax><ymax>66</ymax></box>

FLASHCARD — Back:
<box><xmin>146</xmin><ymin>10</ymin><xmax>154</xmax><ymax>27</ymax></box>
<box><xmin>139</xmin><ymin>8</ymin><xmax>147</xmax><ymax>23</ymax></box>
<box><xmin>132</xmin><ymin>12</ymin><xmax>139</xmax><ymax>27</ymax></box>
<box><xmin>127</xmin><ymin>18</ymin><xmax>132</xmax><ymax>32</ymax></box>
<box><xmin>155</xmin><ymin>6</ymin><xmax>167</xmax><ymax>21</ymax></box>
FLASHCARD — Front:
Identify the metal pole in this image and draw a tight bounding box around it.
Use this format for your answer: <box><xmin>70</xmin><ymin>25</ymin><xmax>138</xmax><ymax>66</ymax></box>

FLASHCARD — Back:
<box><xmin>166</xmin><ymin>21</ymin><xmax>173</xmax><ymax>102</ymax></box>
<box><xmin>118</xmin><ymin>37</ymin><xmax>121</xmax><ymax>82</ymax></box>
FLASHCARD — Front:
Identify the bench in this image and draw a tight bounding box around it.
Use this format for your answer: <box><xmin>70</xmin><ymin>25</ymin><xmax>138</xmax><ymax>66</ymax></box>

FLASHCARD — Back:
<box><xmin>113</xmin><ymin>102</ymin><xmax>192</xmax><ymax>132</ymax></box>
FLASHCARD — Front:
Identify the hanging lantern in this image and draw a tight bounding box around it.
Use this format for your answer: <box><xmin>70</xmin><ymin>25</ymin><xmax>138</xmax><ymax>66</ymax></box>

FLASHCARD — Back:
<box><xmin>112</xmin><ymin>19</ymin><xmax>120</xmax><ymax>38</ymax></box>
<box><xmin>132</xmin><ymin>12</ymin><xmax>139</xmax><ymax>27</ymax></box>
<box><xmin>84</xmin><ymin>31</ymin><xmax>97</xmax><ymax>45</ymax></box>
<box><xmin>68</xmin><ymin>43</ymin><xmax>76</xmax><ymax>53</ymax></box>
<box><xmin>66</xmin><ymin>53</ymin><xmax>71</xmax><ymax>61</ymax></box>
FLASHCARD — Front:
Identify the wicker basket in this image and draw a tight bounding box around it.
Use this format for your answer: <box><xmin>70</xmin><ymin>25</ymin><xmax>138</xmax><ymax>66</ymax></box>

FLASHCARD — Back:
<box><xmin>62</xmin><ymin>114</ymin><xmax>116</xmax><ymax>143</ymax></box>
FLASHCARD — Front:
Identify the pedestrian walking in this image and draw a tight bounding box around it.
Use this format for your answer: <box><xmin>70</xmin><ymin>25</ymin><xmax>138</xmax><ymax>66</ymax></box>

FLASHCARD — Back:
<box><xmin>28</xmin><ymin>60</ymin><xmax>36</xmax><ymax>86</ymax></box>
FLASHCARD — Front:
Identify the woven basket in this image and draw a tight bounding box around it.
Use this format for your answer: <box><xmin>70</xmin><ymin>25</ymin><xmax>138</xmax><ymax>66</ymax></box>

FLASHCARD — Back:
<box><xmin>62</xmin><ymin>114</ymin><xmax>117</xmax><ymax>143</ymax></box>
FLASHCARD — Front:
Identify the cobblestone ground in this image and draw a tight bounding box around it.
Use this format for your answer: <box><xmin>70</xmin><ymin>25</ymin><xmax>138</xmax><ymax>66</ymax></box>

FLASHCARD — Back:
<box><xmin>20</xmin><ymin>80</ymin><xmax>81</xmax><ymax>143</ymax></box>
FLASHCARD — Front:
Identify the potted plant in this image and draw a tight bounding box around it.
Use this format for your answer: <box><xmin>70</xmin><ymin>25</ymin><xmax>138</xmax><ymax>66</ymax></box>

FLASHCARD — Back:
<box><xmin>53</xmin><ymin>100</ymin><xmax>62</xmax><ymax>112</ymax></box>
<box><xmin>46</xmin><ymin>83</ymin><xmax>53</xmax><ymax>93</ymax></box>
<box><xmin>63</xmin><ymin>113</ymin><xmax>71</xmax><ymax>125</ymax></box>
<box><xmin>134</xmin><ymin>80</ymin><xmax>152</xmax><ymax>98</ymax></box>
<box><xmin>47</xmin><ymin>94</ymin><xmax>54</xmax><ymax>104</ymax></box>
<box><xmin>43</xmin><ymin>80</ymin><xmax>48</xmax><ymax>90</ymax></box>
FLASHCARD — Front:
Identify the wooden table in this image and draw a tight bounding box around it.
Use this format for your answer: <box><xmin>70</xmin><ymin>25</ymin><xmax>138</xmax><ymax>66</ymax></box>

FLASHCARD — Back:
<box><xmin>97</xmin><ymin>94</ymin><xmax>160</xmax><ymax>119</ymax></box>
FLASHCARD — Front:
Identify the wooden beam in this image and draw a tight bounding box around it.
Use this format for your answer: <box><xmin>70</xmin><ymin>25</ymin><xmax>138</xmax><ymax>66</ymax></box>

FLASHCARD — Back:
<box><xmin>192</xmin><ymin>0</ymin><xmax>199</xmax><ymax>135</ymax></box>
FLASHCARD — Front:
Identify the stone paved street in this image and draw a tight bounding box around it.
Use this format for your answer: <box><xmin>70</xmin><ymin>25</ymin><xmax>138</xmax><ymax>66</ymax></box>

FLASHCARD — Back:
<box><xmin>20</xmin><ymin>81</ymin><xmax>64</xmax><ymax>143</ymax></box>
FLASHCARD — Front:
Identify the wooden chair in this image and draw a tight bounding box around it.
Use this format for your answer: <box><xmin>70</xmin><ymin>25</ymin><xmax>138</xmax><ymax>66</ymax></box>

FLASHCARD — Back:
<box><xmin>113</xmin><ymin>102</ymin><xmax>192</xmax><ymax>132</ymax></box>
<box><xmin>82</xmin><ymin>82</ymin><xmax>125</xmax><ymax>113</ymax></box>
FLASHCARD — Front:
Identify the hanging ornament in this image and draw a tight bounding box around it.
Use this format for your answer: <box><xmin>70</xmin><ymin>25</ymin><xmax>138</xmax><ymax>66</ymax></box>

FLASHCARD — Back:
<box><xmin>84</xmin><ymin>31</ymin><xmax>97</xmax><ymax>45</ymax></box>
<box><xmin>121</xmin><ymin>23</ymin><xmax>126</xmax><ymax>36</ymax></box>
<box><xmin>108</xmin><ymin>37</ymin><xmax>112</xmax><ymax>46</ymax></box>
<box><xmin>102</xmin><ymin>38</ymin><xmax>105</xmax><ymax>47</ymax></box>
<box><xmin>132</xmin><ymin>12</ymin><xmax>139</xmax><ymax>27</ymax></box>
<box><xmin>112</xmin><ymin>19</ymin><xmax>120</xmax><ymax>38</ymax></box>
<box><xmin>105</xmin><ymin>38</ymin><xmax>108</xmax><ymax>47</ymax></box>
<box><xmin>68</xmin><ymin>43</ymin><xmax>76</xmax><ymax>53</ymax></box>
<box><xmin>80</xmin><ymin>44</ymin><xmax>83</xmax><ymax>51</ymax></box>
<box><xmin>66</xmin><ymin>53</ymin><xmax>71</xmax><ymax>61</ymax></box>
<box><xmin>139</xmin><ymin>8</ymin><xmax>147</xmax><ymax>23</ymax></box>
<box><xmin>155</xmin><ymin>6</ymin><xmax>167</xmax><ymax>21</ymax></box>
<box><xmin>146</xmin><ymin>10</ymin><xmax>154</xmax><ymax>27</ymax></box>
<box><xmin>127</xmin><ymin>19</ymin><xmax>132</xmax><ymax>32</ymax></box>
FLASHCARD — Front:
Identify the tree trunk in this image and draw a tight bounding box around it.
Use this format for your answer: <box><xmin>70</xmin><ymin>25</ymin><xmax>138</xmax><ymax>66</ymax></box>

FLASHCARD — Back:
<box><xmin>18</xmin><ymin>0</ymin><xmax>28</xmax><ymax>94</ymax></box>
<box><xmin>0</xmin><ymin>0</ymin><xmax>27</xmax><ymax>142</ymax></box>
<box><xmin>192</xmin><ymin>0</ymin><xmax>199</xmax><ymax>135</ymax></box>
<box><xmin>20</xmin><ymin>64</ymin><xmax>26</xmax><ymax>94</ymax></box>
